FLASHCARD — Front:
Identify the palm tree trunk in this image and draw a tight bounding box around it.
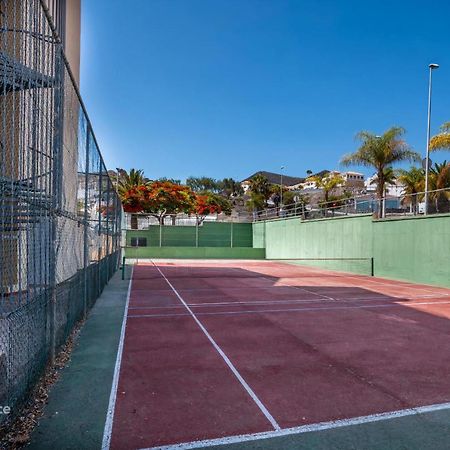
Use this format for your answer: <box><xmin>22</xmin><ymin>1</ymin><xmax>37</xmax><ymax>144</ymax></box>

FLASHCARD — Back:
<box><xmin>376</xmin><ymin>172</ymin><xmax>385</xmax><ymax>218</ymax></box>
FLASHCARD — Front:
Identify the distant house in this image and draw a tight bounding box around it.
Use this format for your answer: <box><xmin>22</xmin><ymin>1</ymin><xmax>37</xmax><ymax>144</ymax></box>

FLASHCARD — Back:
<box><xmin>301</xmin><ymin>170</ymin><xmax>365</xmax><ymax>191</ymax></box>
<box><xmin>241</xmin><ymin>171</ymin><xmax>305</xmax><ymax>192</ymax></box>
<box><xmin>365</xmin><ymin>174</ymin><xmax>404</xmax><ymax>196</ymax></box>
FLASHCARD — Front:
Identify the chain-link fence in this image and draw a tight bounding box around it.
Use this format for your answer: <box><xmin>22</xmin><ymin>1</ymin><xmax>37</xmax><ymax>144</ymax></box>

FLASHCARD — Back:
<box><xmin>0</xmin><ymin>0</ymin><xmax>122</xmax><ymax>425</ymax></box>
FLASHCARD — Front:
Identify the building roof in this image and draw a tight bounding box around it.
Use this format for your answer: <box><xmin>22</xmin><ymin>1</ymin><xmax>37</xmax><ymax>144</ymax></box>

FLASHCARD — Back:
<box><xmin>242</xmin><ymin>171</ymin><xmax>305</xmax><ymax>186</ymax></box>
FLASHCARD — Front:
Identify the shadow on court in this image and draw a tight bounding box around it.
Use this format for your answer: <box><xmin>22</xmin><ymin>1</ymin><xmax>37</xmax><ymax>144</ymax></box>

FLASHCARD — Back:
<box><xmin>109</xmin><ymin>262</ymin><xmax>450</xmax><ymax>449</ymax></box>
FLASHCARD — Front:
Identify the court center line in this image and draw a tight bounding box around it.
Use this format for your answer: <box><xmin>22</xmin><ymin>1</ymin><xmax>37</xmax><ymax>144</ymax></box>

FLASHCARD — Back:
<box><xmin>127</xmin><ymin>299</ymin><xmax>450</xmax><ymax>319</ymax></box>
<box><xmin>101</xmin><ymin>266</ymin><xmax>134</xmax><ymax>450</ymax></box>
<box><xmin>141</xmin><ymin>401</ymin><xmax>450</xmax><ymax>450</ymax></box>
<box><xmin>150</xmin><ymin>260</ymin><xmax>281</xmax><ymax>431</ymax></box>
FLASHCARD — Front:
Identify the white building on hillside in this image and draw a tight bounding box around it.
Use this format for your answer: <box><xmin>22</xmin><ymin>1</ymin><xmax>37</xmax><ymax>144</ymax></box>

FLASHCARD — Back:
<box><xmin>364</xmin><ymin>175</ymin><xmax>404</xmax><ymax>196</ymax></box>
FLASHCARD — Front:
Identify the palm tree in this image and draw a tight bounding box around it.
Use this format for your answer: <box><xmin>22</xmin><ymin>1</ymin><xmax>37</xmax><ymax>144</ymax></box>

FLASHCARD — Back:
<box><xmin>396</xmin><ymin>167</ymin><xmax>425</xmax><ymax>214</ymax></box>
<box><xmin>249</xmin><ymin>174</ymin><xmax>271</xmax><ymax>201</ymax></box>
<box><xmin>220</xmin><ymin>178</ymin><xmax>244</xmax><ymax>198</ymax></box>
<box><xmin>116</xmin><ymin>168</ymin><xmax>150</xmax><ymax>229</ymax></box>
<box><xmin>430</xmin><ymin>122</ymin><xmax>450</xmax><ymax>151</ymax></box>
<box><xmin>341</xmin><ymin>127</ymin><xmax>420</xmax><ymax>217</ymax></box>
<box><xmin>310</xmin><ymin>172</ymin><xmax>344</xmax><ymax>203</ymax></box>
<box><xmin>428</xmin><ymin>161</ymin><xmax>450</xmax><ymax>213</ymax></box>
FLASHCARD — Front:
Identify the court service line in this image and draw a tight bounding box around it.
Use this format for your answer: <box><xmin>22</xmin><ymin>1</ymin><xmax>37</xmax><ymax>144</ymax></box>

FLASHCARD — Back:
<box><xmin>128</xmin><ymin>299</ymin><xmax>450</xmax><ymax>319</ymax></box>
<box><xmin>127</xmin><ymin>293</ymin><xmax>450</xmax><ymax>310</ymax></box>
<box><xmin>101</xmin><ymin>266</ymin><xmax>134</xmax><ymax>450</ymax></box>
<box><xmin>322</xmin><ymin>272</ymin><xmax>449</xmax><ymax>295</ymax></box>
<box><xmin>150</xmin><ymin>260</ymin><xmax>281</xmax><ymax>431</ymax></box>
<box><xmin>142</xmin><ymin>401</ymin><xmax>450</xmax><ymax>450</ymax></box>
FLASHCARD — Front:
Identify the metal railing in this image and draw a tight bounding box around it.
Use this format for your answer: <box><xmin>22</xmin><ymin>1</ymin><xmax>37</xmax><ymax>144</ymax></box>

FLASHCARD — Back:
<box><xmin>0</xmin><ymin>0</ymin><xmax>122</xmax><ymax>426</ymax></box>
<box><xmin>125</xmin><ymin>211</ymin><xmax>253</xmax><ymax>229</ymax></box>
<box><xmin>253</xmin><ymin>187</ymin><xmax>450</xmax><ymax>221</ymax></box>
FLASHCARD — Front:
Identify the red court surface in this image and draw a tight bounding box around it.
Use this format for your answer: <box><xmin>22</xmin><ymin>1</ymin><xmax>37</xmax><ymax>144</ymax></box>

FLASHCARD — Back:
<box><xmin>107</xmin><ymin>260</ymin><xmax>450</xmax><ymax>449</ymax></box>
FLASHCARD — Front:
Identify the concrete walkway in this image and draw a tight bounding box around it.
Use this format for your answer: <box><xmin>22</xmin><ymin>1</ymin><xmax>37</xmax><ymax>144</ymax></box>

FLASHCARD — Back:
<box><xmin>28</xmin><ymin>269</ymin><xmax>129</xmax><ymax>450</ymax></box>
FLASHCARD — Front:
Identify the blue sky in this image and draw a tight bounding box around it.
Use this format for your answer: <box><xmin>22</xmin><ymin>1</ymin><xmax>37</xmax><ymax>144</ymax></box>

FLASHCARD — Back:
<box><xmin>80</xmin><ymin>0</ymin><xmax>450</xmax><ymax>182</ymax></box>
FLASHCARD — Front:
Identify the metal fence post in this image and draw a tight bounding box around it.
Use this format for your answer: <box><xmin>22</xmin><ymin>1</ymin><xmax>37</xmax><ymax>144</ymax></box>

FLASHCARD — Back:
<box><xmin>230</xmin><ymin>221</ymin><xmax>233</xmax><ymax>248</ymax></box>
<box><xmin>159</xmin><ymin>221</ymin><xmax>162</xmax><ymax>247</ymax></box>
<box><xmin>196</xmin><ymin>221</ymin><xmax>199</xmax><ymax>248</ymax></box>
<box><xmin>83</xmin><ymin>126</ymin><xmax>90</xmax><ymax>318</ymax></box>
<box><xmin>106</xmin><ymin>180</ymin><xmax>110</xmax><ymax>281</ymax></box>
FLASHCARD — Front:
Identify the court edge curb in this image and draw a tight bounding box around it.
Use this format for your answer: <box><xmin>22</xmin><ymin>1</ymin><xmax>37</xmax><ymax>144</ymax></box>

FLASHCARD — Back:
<box><xmin>101</xmin><ymin>265</ymin><xmax>134</xmax><ymax>450</ymax></box>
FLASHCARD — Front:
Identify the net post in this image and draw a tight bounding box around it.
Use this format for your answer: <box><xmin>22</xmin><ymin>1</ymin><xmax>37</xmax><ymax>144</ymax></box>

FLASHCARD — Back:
<box><xmin>371</xmin><ymin>257</ymin><xmax>374</xmax><ymax>276</ymax></box>
<box><xmin>122</xmin><ymin>256</ymin><xmax>126</xmax><ymax>280</ymax></box>
<box><xmin>159</xmin><ymin>220</ymin><xmax>162</xmax><ymax>247</ymax></box>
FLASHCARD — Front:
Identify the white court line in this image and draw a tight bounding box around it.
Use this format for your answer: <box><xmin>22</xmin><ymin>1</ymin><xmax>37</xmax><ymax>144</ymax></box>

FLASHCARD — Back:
<box><xmin>127</xmin><ymin>299</ymin><xmax>450</xmax><ymax>319</ymax></box>
<box><xmin>127</xmin><ymin>293</ymin><xmax>450</xmax><ymax>310</ymax></box>
<box><xmin>263</xmin><ymin>271</ymin><xmax>450</xmax><ymax>299</ymax></box>
<box><xmin>265</xmin><ymin>260</ymin><xmax>450</xmax><ymax>295</ymax></box>
<box><xmin>151</xmin><ymin>260</ymin><xmax>281</xmax><ymax>431</ymax></box>
<box><xmin>101</xmin><ymin>266</ymin><xmax>134</xmax><ymax>450</ymax></box>
<box><xmin>141</xmin><ymin>401</ymin><xmax>450</xmax><ymax>450</ymax></box>
<box><xmin>332</xmin><ymin>273</ymin><xmax>449</xmax><ymax>295</ymax></box>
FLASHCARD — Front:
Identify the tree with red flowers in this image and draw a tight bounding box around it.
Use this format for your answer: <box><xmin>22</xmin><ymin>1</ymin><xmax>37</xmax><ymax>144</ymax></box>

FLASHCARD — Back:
<box><xmin>194</xmin><ymin>192</ymin><xmax>232</xmax><ymax>225</ymax></box>
<box><xmin>145</xmin><ymin>181</ymin><xmax>197</xmax><ymax>224</ymax></box>
<box><xmin>122</xmin><ymin>181</ymin><xmax>197</xmax><ymax>225</ymax></box>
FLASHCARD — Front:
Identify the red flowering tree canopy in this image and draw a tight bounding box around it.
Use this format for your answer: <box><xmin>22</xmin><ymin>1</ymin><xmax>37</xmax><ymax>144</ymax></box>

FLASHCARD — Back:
<box><xmin>121</xmin><ymin>182</ymin><xmax>196</xmax><ymax>216</ymax></box>
<box><xmin>121</xmin><ymin>185</ymin><xmax>149</xmax><ymax>213</ymax></box>
<box><xmin>195</xmin><ymin>192</ymin><xmax>232</xmax><ymax>223</ymax></box>
<box><xmin>121</xmin><ymin>182</ymin><xmax>232</xmax><ymax>224</ymax></box>
<box><xmin>145</xmin><ymin>181</ymin><xmax>197</xmax><ymax>215</ymax></box>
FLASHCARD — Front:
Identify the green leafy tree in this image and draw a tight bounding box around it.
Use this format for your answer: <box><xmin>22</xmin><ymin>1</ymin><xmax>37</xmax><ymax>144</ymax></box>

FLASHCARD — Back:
<box><xmin>341</xmin><ymin>126</ymin><xmax>420</xmax><ymax>217</ymax></box>
<box><xmin>428</xmin><ymin>161</ymin><xmax>450</xmax><ymax>213</ymax></box>
<box><xmin>396</xmin><ymin>167</ymin><xmax>425</xmax><ymax>214</ymax></box>
<box><xmin>186</xmin><ymin>176</ymin><xmax>221</xmax><ymax>193</ymax></box>
<box><xmin>248</xmin><ymin>174</ymin><xmax>271</xmax><ymax>199</ymax></box>
<box><xmin>220</xmin><ymin>178</ymin><xmax>244</xmax><ymax>198</ymax></box>
<box><xmin>246</xmin><ymin>192</ymin><xmax>266</xmax><ymax>213</ymax></box>
<box><xmin>309</xmin><ymin>173</ymin><xmax>344</xmax><ymax>203</ymax></box>
<box><xmin>157</xmin><ymin>177</ymin><xmax>182</xmax><ymax>184</ymax></box>
<box><xmin>430</xmin><ymin>122</ymin><xmax>450</xmax><ymax>151</ymax></box>
<box><xmin>246</xmin><ymin>174</ymin><xmax>271</xmax><ymax>212</ymax></box>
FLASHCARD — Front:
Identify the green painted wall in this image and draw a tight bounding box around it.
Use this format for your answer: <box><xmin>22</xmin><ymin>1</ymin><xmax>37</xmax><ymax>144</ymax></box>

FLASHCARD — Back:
<box><xmin>254</xmin><ymin>213</ymin><xmax>450</xmax><ymax>287</ymax></box>
<box><xmin>373</xmin><ymin>214</ymin><xmax>450</xmax><ymax>288</ymax></box>
<box><xmin>257</xmin><ymin>215</ymin><xmax>373</xmax><ymax>275</ymax></box>
<box><xmin>126</xmin><ymin>222</ymin><xmax>253</xmax><ymax>248</ymax></box>
<box><xmin>252</xmin><ymin>222</ymin><xmax>266</xmax><ymax>248</ymax></box>
<box><xmin>124</xmin><ymin>246</ymin><xmax>265</xmax><ymax>259</ymax></box>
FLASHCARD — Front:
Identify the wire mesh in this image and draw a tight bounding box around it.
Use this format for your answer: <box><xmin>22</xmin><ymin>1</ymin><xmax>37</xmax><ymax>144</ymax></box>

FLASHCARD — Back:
<box><xmin>0</xmin><ymin>0</ymin><xmax>122</xmax><ymax>425</ymax></box>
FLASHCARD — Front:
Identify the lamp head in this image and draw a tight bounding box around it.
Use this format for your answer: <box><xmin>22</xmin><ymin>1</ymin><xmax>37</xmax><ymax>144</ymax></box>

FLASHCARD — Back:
<box><xmin>429</xmin><ymin>63</ymin><xmax>439</xmax><ymax>70</ymax></box>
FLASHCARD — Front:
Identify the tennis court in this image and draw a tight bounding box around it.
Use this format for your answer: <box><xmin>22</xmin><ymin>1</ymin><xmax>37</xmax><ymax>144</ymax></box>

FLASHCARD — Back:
<box><xmin>104</xmin><ymin>259</ymin><xmax>450</xmax><ymax>449</ymax></box>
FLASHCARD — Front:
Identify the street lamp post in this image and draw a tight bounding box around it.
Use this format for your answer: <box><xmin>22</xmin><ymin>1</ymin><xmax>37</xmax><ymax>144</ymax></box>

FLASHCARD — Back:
<box><xmin>280</xmin><ymin>166</ymin><xmax>285</xmax><ymax>207</ymax></box>
<box><xmin>424</xmin><ymin>63</ymin><xmax>439</xmax><ymax>215</ymax></box>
